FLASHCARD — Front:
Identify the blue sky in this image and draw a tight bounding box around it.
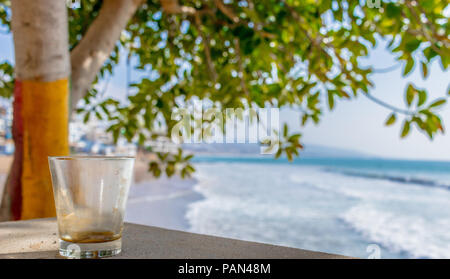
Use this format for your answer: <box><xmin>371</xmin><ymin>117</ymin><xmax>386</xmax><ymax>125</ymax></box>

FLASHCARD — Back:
<box><xmin>296</xmin><ymin>39</ymin><xmax>450</xmax><ymax>161</ymax></box>
<box><xmin>1</xmin><ymin>31</ymin><xmax>449</xmax><ymax>161</ymax></box>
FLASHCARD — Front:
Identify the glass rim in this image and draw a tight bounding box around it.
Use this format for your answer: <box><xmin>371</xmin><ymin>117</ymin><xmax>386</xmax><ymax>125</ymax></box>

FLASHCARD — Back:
<box><xmin>48</xmin><ymin>155</ymin><xmax>135</xmax><ymax>161</ymax></box>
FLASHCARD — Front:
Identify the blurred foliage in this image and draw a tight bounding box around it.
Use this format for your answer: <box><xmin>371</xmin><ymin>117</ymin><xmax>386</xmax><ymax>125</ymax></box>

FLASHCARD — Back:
<box><xmin>148</xmin><ymin>148</ymin><xmax>195</xmax><ymax>178</ymax></box>
<box><xmin>0</xmin><ymin>0</ymin><xmax>10</xmax><ymax>29</ymax></box>
<box><xmin>0</xmin><ymin>0</ymin><xmax>449</xmax><ymax>177</ymax></box>
<box><xmin>0</xmin><ymin>62</ymin><xmax>13</xmax><ymax>98</ymax></box>
<box><xmin>0</xmin><ymin>1</ymin><xmax>13</xmax><ymax>99</ymax></box>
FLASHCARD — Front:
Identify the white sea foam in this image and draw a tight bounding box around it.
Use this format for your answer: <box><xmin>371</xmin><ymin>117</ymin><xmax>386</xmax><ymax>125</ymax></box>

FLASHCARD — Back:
<box><xmin>341</xmin><ymin>204</ymin><xmax>450</xmax><ymax>258</ymax></box>
<box><xmin>186</xmin><ymin>160</ymin><xmax>450</xmax><ymax>258</ymax></box>
<box><xmin>128</xmin><ymin>189</ymin><xmax>194</xmax><ymax>204</ymax></box>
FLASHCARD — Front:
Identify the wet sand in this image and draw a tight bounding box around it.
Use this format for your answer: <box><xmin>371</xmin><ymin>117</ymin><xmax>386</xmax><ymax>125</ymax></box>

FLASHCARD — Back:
<box><xmin>127</xmin><ymin>154</ymin><xmax>202</xmax><ymax>231</ymax></box>
<box><xmin>125</xmin><ymin>176</ymin><xmax>201</xmax><ymax>231</ymax></box>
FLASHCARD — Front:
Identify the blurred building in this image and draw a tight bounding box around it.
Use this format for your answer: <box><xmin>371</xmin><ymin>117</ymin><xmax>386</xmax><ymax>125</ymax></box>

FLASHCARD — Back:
<box><xmin>69</xmin><ymin>117</ymin><xmax>138</xmax><ymax>156</ymax></box>
<box><xmin>0</xmin><ymin>100</ymin><xmax>13</xmax><ymax>155</ymax></box>
<box><xmin>0</xmin><ymin>101</ymin><xmax>178</xmax><ymax>157</ymax></box>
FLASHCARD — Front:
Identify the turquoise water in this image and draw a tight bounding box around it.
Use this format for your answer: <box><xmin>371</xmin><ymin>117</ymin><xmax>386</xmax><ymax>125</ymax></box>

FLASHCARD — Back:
<box><xmin>193</xmin><ymin>155</ymin><xmax>450</xmax><ymax>174</ymax></box>
<box><xmin>186</xmin><ymin>156</ymin><xmax>450</xmax><ymax>258</ymax></box>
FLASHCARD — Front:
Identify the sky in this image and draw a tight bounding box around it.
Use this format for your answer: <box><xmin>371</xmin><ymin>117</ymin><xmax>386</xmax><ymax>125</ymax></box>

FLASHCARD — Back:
<box><xmin>288</xmin><ymin>39</ymin><xmax>450</xmax><ymax>161</ymax></box>
<box><xmin>0</xmin><ymin>28</ymin><xmax>449</xmax><ymax>161</ymax></box>
<box><xmin>302</xmin><ymin>41</ymin><xmax>450</xmax><ymax>161</ymax></box>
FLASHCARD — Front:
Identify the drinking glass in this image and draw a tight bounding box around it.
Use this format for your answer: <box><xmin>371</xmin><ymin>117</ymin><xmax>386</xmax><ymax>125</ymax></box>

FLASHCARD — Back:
<box><xmin>48</xmin><ymin>156</ymin><xmax>135</xmax><ymax>258</ymax></box>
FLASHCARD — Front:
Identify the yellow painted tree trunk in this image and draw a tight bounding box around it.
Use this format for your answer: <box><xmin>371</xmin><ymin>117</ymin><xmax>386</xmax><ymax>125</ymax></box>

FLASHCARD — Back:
<box><xmin>20</xmin><ymin>80</ymin><xmax>69</xmax><ymax>219</ymax></box>
<box><xmin>5</xmin><ymin>0</ymin><xmax>71</xmax><ymax>220</ymax></box>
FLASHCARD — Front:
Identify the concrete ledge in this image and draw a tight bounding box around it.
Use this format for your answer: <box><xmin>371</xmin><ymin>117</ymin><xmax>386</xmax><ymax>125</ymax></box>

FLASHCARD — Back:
<box><xmin>0</xmin><ymin>218</ymin><xmax>350</xmax><ymax>259</ymax></box>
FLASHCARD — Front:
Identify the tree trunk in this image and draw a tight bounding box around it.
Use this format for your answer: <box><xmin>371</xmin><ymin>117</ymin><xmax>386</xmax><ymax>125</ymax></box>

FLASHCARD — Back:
<box><xmin>0</xmin><ymin>81</ymin><xmax>23</xmax><ymax>221</ymax></box>
<box><xmin>70</xmin><ymin>0</ymin><xmax>143</xmax><ymax>112</ymax></box>
<box><xmin>0</xmin><ymin>0</ymin><xmax>145</xmax><ymax>220</ymax></box>
<box><xmin>1</xmin><ymin>0</ymin><xmax>71</xmax><ymax>220</ymax></box>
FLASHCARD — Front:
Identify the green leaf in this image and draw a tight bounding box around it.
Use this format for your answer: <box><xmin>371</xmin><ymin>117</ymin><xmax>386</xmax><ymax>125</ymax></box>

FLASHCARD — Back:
<box><xmin>275</xmin><ymin>147</ymin><xmax>282</xmax><ymax>159</ymax></box>
<box><xmin>428</xmin><ymin>99</ymin><xmax>446</xmax><ymax>109</ymax></box>
<box><xmin>301</xmin><ymin>114</ymin><xmax>308</xmax><ymax>126</ymax></box>
<box><xmin>281</xmin><ymin>29</ymin><xmax>291</xmax><ymax>43</ymax></box>
<box><xmin>83</xmin><ymin>111</ymin><xmax>91</xmax><ymax>123</ymax></box>
<box><xmin>152</xmin><ymin>168</ymin><xmax>161</xmax><ymax>178</ymax></box>
<box><xmin>441</xmin><ymin>53</ymin><xmax>449</xmax><ymax>70</ymax></box>
<box><xmin>138</xmin><ymin>133</ymin><xmax>146</xmax><ymax>145</ymax></box>
<box><xmin>424</xmin><ymin>46</ymin><xmax>438</xmax><ymax>61</ymax></box>
<box><xmin>184</xmin><ymin>154</ymin><xmax>194</xmax><ymax>161</ymax></box>
<box><xmin>288</xmin><ymin>133</ymin><xmax>301</xmax><ymax>142</ymax></box>
<box><xmin>401</xmin><ymin>121</ymin><xmax>411</xmax><ymax>138</ymax></box>
<box><xmin>403</xmin><ymin>58</ymin><xmax>414</xmax><ymax>76</ymax></box>
<box><xmin>405</xmin><ymin>39</ymin><xmax>421</xmax><ymax>53</ymax></box>
<box><xmin>386</xmin><ymin>3</ymin><xmax>401</xmax><ymax>18</ymax></box>
<box><xmin>286</xmin><ymin>149</ymin><xmax>293</xmax><ymax>161</ymax></box>
<box><xmin>417</xmin><ymin>90</ymin><xmax>427</xmax><ymax>107</ymax></box>
<box><xmin>165</xmin><ymin>163</ymin><xmax>175</xmax><ymax>177</ymax></box>
<box><xmin>327</xmin><ymin>91</ymin><xmax>335</xmax><ymax>110</ymax></box>
<box><xmin>385</xmin><ymin>113</ymin><xmax>396</xmax><ymax>126</ymax></box>
<box><xmin>405</xmin><ymin>84</ymin><xmax>416</xmax><ymax>107</ymax></box>
<box><xmin>95</xmin><ymin>110</ymin><xmax>103</xmax><ymax>120</ymax></box>
<box><xmin>421</xmin><ymin>62</ymin><xmax>428</xmax><ymax>79</ymax></box>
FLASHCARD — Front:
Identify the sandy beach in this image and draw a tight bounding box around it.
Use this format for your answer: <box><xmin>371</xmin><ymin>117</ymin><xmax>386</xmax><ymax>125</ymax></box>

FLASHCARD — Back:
<box><xmin>0</xmin><ymin>155</ymin><xmax>200</xmax><ymax>232</ymax></box>
<box><xmin>127</xmin><ymin>154</ymin><xmax>201</xmax><ymax>231</ymax></box>
<box><xmin>0</xmin><ymin>155</ymin><xmax>12</xmax><ymax>203</ymax></box>
<box><xmin>125</xmin><ymin>176</ymin><xmax>200</xmax><ymax>231</ymax></box>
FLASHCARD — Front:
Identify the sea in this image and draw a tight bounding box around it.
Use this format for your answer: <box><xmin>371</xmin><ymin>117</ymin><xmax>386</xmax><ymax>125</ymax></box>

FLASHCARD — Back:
<box><xmin>185</xmin><ymin>156</ymin><xmax>450</xmax><ymax>259</ymax></box>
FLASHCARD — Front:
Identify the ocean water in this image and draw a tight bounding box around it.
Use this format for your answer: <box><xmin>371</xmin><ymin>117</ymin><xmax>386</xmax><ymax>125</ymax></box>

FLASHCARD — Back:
<box><xmin>186</xmin><ymin>156</ymin><xmax>450</xmax><ymax>259</ymax></box>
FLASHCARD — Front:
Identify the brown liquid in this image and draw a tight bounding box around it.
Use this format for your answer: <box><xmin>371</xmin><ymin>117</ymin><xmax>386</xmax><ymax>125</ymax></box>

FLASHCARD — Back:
<box><xmin>61</xmin><ymin>231</ymin><xmax>121</xmax><ymax>243</ymax></box>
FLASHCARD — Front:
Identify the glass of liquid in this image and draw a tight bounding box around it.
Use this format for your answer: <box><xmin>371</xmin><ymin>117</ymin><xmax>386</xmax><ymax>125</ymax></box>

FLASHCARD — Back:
<box><xmin>48</xmin><ymin>156</ymin><xmax>135</xmax><ymax>258</ymax></box>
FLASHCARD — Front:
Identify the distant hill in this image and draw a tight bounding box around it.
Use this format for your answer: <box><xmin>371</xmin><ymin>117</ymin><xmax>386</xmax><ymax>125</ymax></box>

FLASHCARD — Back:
<box><xmin>182</xmin><ymin>143</ymin><xmax>372</xmax><ymax>158</ymax></box>
<box><xmin>300</xmin><ymin>144</ymin><xmax>372</xmax><ymax>158</ymax></box>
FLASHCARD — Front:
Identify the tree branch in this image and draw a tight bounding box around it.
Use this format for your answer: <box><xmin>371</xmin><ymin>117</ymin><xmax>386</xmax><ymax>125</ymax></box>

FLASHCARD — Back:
<box><xmin>194</xmin><ymin>13</ymin><xmax>217</xmax><ymax>82</ymax></box>
<box><xmin>70</xmin><ymin>0</ymin><xmax>143</xmax><ymax>113</ymax></box>
<box><xmin>281</xmin><ymin>0</ymin><xmax>419</xmax><ymax>117</ymax></box>
<box><xmin>403</xmin><ymin>2</ymin><xmax>448</xmax><ymax>55</ymax></box>
<box><xmin>361</xmin><ymin>92</ymin><xmax>416</xmax><ymax>116</ymax></box>
<box><xmin>234</xmin><ymin>38</ymin><xmax>249</xmax><ymax>96</ymax></box>
<box><xmin>214</xmin><ymin>0</ymin><xmax>239</xmax><ymax>23</ymax></box>
<box><xmin>160</xmin><ymin>0</ymin><xmax>196</xmax><ymax>15</ymax></box>
<box><xmin>371</xmin><ymin>64</ymin><xmax>401</xmax><ymax>73</ymax></box>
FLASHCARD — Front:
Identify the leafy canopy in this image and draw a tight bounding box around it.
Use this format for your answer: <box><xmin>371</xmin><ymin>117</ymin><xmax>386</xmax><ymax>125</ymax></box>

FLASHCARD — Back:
<box><xmin>0</xmin><ymin>0</ymin><xmax>449</xmax><ymax>177</ymax></box>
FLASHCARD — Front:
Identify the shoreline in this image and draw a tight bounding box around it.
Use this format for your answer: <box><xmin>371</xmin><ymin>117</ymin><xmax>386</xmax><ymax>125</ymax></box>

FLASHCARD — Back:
<box><xmin>125</xmin><ymin>175</ymin><xmax>203</xmax><ymax>231</ymax></box>
<box><xmin>126</xmin><ymin>154</ymin><xmax>205</xmax><ymax>231</ymax></box>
